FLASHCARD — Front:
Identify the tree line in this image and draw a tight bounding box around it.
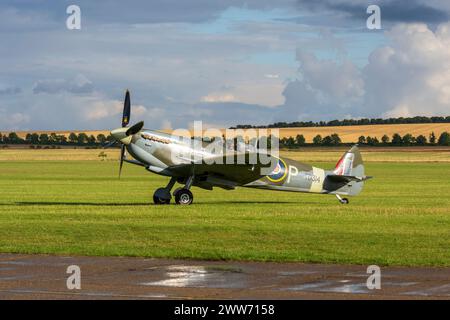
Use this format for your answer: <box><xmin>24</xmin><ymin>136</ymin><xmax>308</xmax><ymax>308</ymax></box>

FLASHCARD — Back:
<box><xmin>1</xmin><ymin>130</ymin><xmax>449</xmax><ymax>148</ymax></box>
<box><xmin>277</xmin><ymin>131</ymin><xmax>450</xmax><ymax>147</ymax></box>
<box><xmin>0</xmin><ymin>132</ymin><xmax>114</xmax><ymax>147</ymax></box>
<box><xmin>233</xmin><ymin>116</ymin><xmax>450</xmax><ymax>129</ymax></box>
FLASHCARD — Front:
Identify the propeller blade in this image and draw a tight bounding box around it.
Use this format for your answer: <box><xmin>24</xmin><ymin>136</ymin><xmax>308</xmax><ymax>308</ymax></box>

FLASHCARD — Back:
<box><xmin>122</xmin><ymin>90</ymin><xmax>131</xmax><ymax>127</ymax></box>
<box><xmin>119</xmin><ymin>145</ymin><xmax>125</xmax><ymax>178</ymax></box>
<box><xmin>126</xmin><ymin>121</ymin><xmax>144</xmax><ymax>136</ymax></box>
<box><xmin>103</xmin><ymin>140</ymin><xmax>117</xmax><ymax>148</ymax></box>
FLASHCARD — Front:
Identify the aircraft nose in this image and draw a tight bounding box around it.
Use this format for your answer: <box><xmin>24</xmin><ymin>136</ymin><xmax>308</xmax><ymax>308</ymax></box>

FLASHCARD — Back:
<box><xmin>110</xmin><ymin>127</ymin><xmax>132</xmax><ymax>145</ymax></box>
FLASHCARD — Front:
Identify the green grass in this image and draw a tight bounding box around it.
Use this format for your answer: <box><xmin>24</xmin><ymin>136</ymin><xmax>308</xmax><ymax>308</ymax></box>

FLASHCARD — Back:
<box><xmin>0</xmin><ymin>160</ymin><xmax>449</xmax><ymax>266</ymax></box>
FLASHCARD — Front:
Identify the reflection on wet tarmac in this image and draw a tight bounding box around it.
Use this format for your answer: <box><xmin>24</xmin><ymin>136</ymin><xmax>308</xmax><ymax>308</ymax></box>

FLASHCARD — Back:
<box><xmin>141</xmin><ymin>265</ymin><xmax>246</xmax><ymax>289</ymax></box>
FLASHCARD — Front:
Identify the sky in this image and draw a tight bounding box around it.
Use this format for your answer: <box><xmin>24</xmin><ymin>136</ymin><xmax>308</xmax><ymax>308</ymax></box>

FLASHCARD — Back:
<box><xmin>1</xmin><ymin>0</ymin><xmax>450</xmax><ymax>131</ymax></box>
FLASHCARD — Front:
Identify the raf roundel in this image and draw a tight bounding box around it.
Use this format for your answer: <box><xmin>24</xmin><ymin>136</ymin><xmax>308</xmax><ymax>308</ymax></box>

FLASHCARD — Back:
<box><xmin>267</xmin><ymin>158</ymin><xmax>288</xmax><ymax>183</ymax></box>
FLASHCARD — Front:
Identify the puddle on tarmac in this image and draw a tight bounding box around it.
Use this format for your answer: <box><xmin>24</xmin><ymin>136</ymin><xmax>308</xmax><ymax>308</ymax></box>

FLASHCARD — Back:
<box><xmin>0</xmin><ymin>275</ymin><xmax>34</xmax><ymax>281</ymax></box>
<box><xmin>0</xmin><ymin>261</ymin><xmax>31</xmax><ymax>266</ymax></box>
<box><xmin>0</xmin><ymin>267</ymin><xmax>15</xmax><ymax>271</ymax></box>
<box><xmin>403</xmin><ymin>284</ymin><xmax>450</xmax><ymax>297</ymax></box>
<box><xmin>286</xmin><ymin>281</ymin><xmax>333</xmax><ymax>291</ymax></box>
<box><xmin>286</xmin><ymin>280</ymin><xmax>369</xmax><ymax>294</ymax></box>
<box><xmin>140</xmin><ymin>265</ymin><xmax>246</xmax><ymax>289</ymax></box>
<box><xmin>278</xmin><ymin>271</ymin><xmax>318</xmax><ymax>276</ymax></box>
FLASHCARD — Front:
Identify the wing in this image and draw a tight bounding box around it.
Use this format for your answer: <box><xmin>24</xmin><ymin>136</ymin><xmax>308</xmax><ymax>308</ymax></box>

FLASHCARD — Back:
<box><xmin>168</xmin><ymin>153</ymin><xmax>276</xmax><ymax>185</ymax></box>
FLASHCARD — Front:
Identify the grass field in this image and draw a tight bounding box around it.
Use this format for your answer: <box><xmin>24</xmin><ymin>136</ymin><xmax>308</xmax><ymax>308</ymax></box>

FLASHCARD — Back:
<box><xmin>0</xmin><ymin>149</ymin><xmax>449</xmax><ymax>266</ymax></box>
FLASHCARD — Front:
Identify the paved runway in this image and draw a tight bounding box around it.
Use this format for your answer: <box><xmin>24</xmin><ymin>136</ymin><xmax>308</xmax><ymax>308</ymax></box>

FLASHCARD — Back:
<box><xmin>0</xmin><ymin>254</ymin><xmax>449</xmax><ymax>299</ymax></box>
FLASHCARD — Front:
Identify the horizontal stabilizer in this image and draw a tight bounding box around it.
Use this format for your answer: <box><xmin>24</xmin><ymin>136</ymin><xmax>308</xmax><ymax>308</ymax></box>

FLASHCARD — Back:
<box><xmin>327</xmin><ymin>174</ymin><xmax>373</xmax><ymax>183</ymax></box>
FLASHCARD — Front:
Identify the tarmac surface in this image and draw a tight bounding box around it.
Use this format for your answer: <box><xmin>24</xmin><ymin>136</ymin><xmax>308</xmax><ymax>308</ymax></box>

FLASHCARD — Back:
<box><xmin>0</xmin><ymin>254</ymin><xmax>449</xmax><ymax>299</ymax></box>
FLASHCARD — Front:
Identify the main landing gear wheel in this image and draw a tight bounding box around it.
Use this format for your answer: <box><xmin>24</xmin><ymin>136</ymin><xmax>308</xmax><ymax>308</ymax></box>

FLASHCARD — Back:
<box><xmin>153</xmin><ymin>188</ymin><xmax>171</xmax><ymax>205</ymax></box>
<box><xmin>175</xmin><ymin>189</ymin><xmax>193</xmax><ymax>205</ymax></box>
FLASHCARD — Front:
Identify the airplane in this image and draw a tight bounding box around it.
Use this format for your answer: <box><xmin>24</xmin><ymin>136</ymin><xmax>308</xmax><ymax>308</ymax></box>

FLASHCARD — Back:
<box><xmin>108</xmin><ymin>90</ymin><xmax>372</xmax><ymax>205</ymax></box>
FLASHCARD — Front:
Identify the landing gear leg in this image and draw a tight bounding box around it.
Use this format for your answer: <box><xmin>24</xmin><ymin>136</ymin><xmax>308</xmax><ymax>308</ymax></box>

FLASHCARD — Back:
<box><xmin>336</xmin><ymin>194</ymin><xmax>349</xmax><ymax>204</ymax></box>
<box><xmin>174</xmin><ymin>176</ymin><xmax>194</xmax><ymax>205</ymax></box>
<box><xmin>153</xmin><ymin>177</ymin><xmax>177</xmax><ymax>205</ymax></box>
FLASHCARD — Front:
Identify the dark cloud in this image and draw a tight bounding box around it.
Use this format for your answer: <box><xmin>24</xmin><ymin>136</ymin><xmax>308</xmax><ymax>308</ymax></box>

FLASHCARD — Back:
<box><xmin>33</xmin><ymin>75</ymin><xmax>93</xmax><ymax>95</ymax></box>
<box><xmin>296</xmin><ymin>0</ymin><xmax>449</xmax><ymax>25</ymax></box>
<box><xmin>0</xmin><ymin>87</ymin><xmax>21</xmax><ymax>95</ymax></box>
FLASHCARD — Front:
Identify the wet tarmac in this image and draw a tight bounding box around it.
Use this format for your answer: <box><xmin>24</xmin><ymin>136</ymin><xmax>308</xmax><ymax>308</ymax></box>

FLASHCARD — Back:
<box><xmin>0</xmin><ymin>254</ymin><xmax>449</xmax><ymax>299</ymax></box>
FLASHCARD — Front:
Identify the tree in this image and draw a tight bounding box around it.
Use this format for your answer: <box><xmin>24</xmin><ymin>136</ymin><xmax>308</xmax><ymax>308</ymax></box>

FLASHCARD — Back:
<box><xmin>330</xmin><ymin>133</ymin><xmax>341</xmax><ymax>145</ymax></box>
<box><xmin>312</xmin><ymin>134</ymin><xmax>322</xmax><ymax>145</ymax></box>
<box><xmin>392</xmin><ymin>133</ymin><xmax>402</xmax><ymax>145</ymax></box>
<box><xmin>295</xmin><ymin>134</ymin><xmax>306</xmax><ymax>146</ymax></box>
<box><xmin>25</xmin><ymin>133</ymin><xmax>32</xmax><ymax>144</ymax></box>
<box><xmin>58</xmin><ymin>135</ymin><xmax>67</xmax><ymax>144</ymax></box>
<box><xmin>429</xmin><ymin>132</ymin><xmax>436</xmax><ymax>144</ymax></box>
<box><xmin>39</xmin><ymin>133</ymin><xmax>49</xmax><ymax>145</ymax></box>
<box><xmin>415</xmin><ymin>135</ymin><xmax>427</xmax><ymax>145</ymax></box>
<box><xmin>438</xmin><ymin>132</ymin><xmax>450</xmax><ymax>146</ymax></box>
<box><xmin>69</xmin><ymin>133</ymin><xmax>78</xmax><ymax>144</ymax></box>
<box><xmin>8</xmin><ymin>132</ymin><xmax>23</xmax><ymax>144</ymax></box>
<box><xmin>282</xmin><ymin>136</ymin><xmax>293</xmax><ymax>147</ymax></box>
<box><xmin>0</xmin><ymin>133</ymin><xmax>2</xmax><ymax>144</ymax></box>
<box><xmin>402</xmin><ymin>134</ymin><xmax>414</xmax><ymax>145</ymax></box>
<box><xmin>322</xmin><ymin>135</ymin><xmax>333</xmax><ymax>146</ymax></box>
<box><xmin>87</xmin><ymin>135</ymin><xmax>96</xmax><ymax>145</ymax></box>
<box><xmin>49</xmin><ymin>133</ymin><xmax>58</xmax><ymax>144</ymax></box>
<box><xmin>96</xmin><ymin>134</ymin><xmax>107</xmax><ymax>144</ymax></box>
<box><xmin>30</xmin><ymin>133</ymin><xmax>39</xmax><ymax>144</ymax></box>
<box><xmin>77</xmin><ymin>133</ymin><xmax>88</xmax><ymax>145</ymax></box>
<box><xmin>358</xmin><ymin>136</ymin><xmax>366</xmax><ymax>144</ymax></box>
<box><xmin>381</xmin><ymin>134</ymin><xmax>390</xmax><ymax>144</ymax></box>
<box><xmin>366</xmin><ymin>136</ymin><xmax>379</xmax><ymax>146</ymax></box>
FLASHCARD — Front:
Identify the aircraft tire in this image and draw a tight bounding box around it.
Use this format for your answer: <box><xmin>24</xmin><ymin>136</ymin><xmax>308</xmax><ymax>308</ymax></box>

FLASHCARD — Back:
<box><xmin>340</xmin><ymin>198</ymin><xmax>349</xmax><ymax>204</ymax></box>
<box><xmin>173</xmin><ymin>188</ymin><xmax>182</xmax><ymax>198</ymax></box>
<box><xmin>153</xmin><ymin>188</ymin><xmax>171</xmax><ymax>205</ymax></box>
<box><xmin>175</xmin><ymin>189</ymin><xmax>193</xmax><ymax>205</ymax></box>
<box><xmin>153</xmin><ymin>195</ymin><xmax>170</xmax><ymax>205</ymax></box>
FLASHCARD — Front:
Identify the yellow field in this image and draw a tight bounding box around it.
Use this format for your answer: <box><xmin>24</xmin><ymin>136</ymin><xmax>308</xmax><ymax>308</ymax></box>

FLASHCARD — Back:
<box><xmin>1</xmin><ymin>147</ymin><xmax>449</xmax><ymax>163</ymax></box>
<box><xmin>275</xmin><ymin>123</ymin><xmax>450</xmax><ymax>143</ymax></box>
<box><xmin>3</xmin><ymin>123</ymin><xmax>449</xmax><ymax>143</ymax></box>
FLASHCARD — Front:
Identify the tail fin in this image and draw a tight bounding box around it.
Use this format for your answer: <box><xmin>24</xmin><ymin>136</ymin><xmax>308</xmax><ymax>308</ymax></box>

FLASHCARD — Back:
<box><xmin>333</xmin><ymin>145</ymin><xmax>364</xmax><ymax>178</ymax></box>
<box><xmin>326</xmin><ymin>145</ymin><xmax>371</xmax><ymax>196</ymax></box>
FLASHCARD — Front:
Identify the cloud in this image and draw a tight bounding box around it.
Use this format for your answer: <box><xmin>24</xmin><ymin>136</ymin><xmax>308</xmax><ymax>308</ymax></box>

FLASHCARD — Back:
<box><xmin>85</xmin><ymin>99</ymin><xmax>147</xmax><ymax>121</ymax></box>
<box><xmin>0</xmin><ymin>86</ymin><xmax>21</xmax><ymax>95</ymax></box>
<box><xmin>0</xmin><ymin>109</ymin><xmax>30</xmax><ymax>129</ymax></box>
<box><xmin>364</xmin><ymin>23</ymin><xmax>450</xmax><ymax>117</ymax></box>
<box><xmin>201</xmin><ymin>93</ymin><xmax>237</xmax><ymax>103</ymax></box>
<box><xmin>277</xmin><ymin>50</ymin><xmax>364</xmax><ymax>121</ymax></box>
<box><xmin>279</xmin><ymin>22</ymin><xmax>450</xmax><ymax>120</ymax></box>
<box><xmin>33</xmin><ymin>75</ymin><xmax>94</xmax><ymax>95</ymax></box>
<box><xmin>296</xmin><ymin>0</ymin><xmax>450</xmax><ymax>25</ymax></box>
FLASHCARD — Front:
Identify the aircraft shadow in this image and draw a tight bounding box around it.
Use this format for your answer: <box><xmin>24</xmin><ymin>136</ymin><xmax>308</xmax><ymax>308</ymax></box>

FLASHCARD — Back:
<box><xmin>12</xmin><ymin>200</ymin><xmax>300</xmax><ymax>206</ymax></box>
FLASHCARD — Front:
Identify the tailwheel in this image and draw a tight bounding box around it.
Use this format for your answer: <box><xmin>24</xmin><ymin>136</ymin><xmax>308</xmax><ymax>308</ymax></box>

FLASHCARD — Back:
<box><xmin>335</xmin><ymin>194</ymin><xmax>349</xmax><ymax>204</ymax></box>
<box><xmin>175</xmin><ymin>189</ymin><xmax>193</xmax><ymax>205</ymax></box>
<box><xmin>153</xmin><ymin>187</ymin><xmax>171</xmax><ymax>205</ymax></box>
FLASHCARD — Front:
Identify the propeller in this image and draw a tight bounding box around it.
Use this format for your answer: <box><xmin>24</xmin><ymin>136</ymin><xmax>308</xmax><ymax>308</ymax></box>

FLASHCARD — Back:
<box><xmin>126</xmin><ymin>121</ymin><xmax>144</xmax><ymax>136</ymax></box>
<box><xmin>122</xmin><ymin>90</ymin><xmax>131</xmax><ymax>127</ymax></box>
<box><xmin>119</xmin><ymin>144</ymin><xmax>125</xmax><ymax>178</ymax></box>
<box><xmin>109</xmin><ymin>90</ymin><xmax>145</xmax><ymax>178</ymax></box>
<box><xmin>102</xmin><ymin>140</ymin><xmax>117</xmax><ymax>149</ymax></box>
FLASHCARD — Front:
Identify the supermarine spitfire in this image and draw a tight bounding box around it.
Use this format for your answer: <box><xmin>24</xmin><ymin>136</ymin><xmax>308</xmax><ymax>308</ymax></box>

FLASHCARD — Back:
<box><xmin>109</xmin><ymin>91</ymin><xmax>372</xmax><ymax>205</ymax></box>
